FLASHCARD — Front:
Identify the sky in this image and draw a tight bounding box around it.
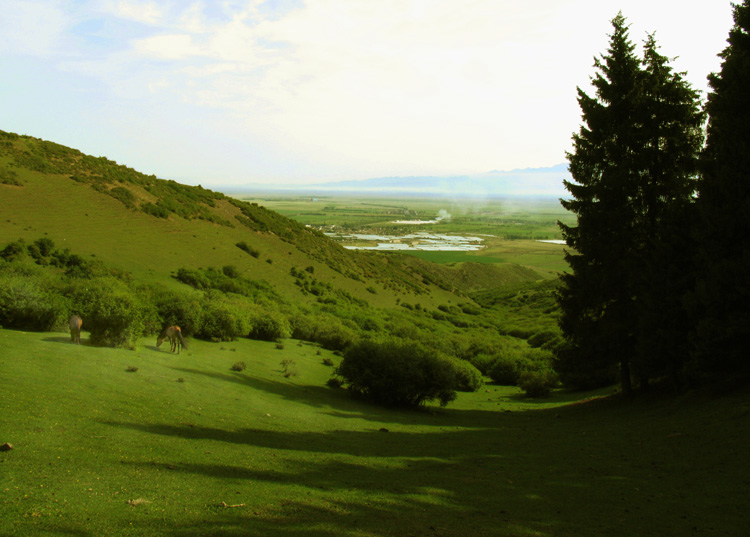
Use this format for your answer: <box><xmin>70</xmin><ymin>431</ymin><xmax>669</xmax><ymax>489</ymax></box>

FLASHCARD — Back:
<box><xmin>0</xmin><ymin>0</ymin><xmax>736</xmax><ymax>188</ymax></box>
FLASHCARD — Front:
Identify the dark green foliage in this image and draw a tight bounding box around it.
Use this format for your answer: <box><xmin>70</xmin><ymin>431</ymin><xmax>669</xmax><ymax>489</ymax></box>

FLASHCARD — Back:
<box><xmin>518</xmin><ymin>369</ymin><xmax>559</xmax><ymax>398</ymax></box>
<box><xmin>290</xmin><ymin>311</ymin><xmax>358</xmax><ymax>351</ymax></box>
<box><xmin>337</xmin><ymin>338</ymin><xmax>457</xmax><ymax>407</ymax></box>
<box><xmin>0</xmin><ymin>269</ymin><xmax>69</xmax><ymax>331</ymax></box>
<box><xmin>558</xmin><ymin>13</ymin><xmax>703</xmax><ymax>391</ymax></box>
<box><xmin>467</xmin><ymin>353</ymin><xmax>497</xmax><ymax>376</ymax></box>
<box><xmin>0</xmin><ymin>168</ymin><xmax>21</xmax><ymax>185</ymax></box>
<box><xmin>248</xmin><ymin>310</ymin><xmax>291</xmax><ymax>342</ymax></box>
<box><xmin>231</xmin><ymin>361</ymin><xmax>247</xmax><ymax>372</ymax></box>
<box><xmin>175</xmin><ymin>267</ymin><xmax>279</xmax><ymax>301</ymax></box>
<box><xmin>451</xmin><ymin>359</ymin><xmax>483</xmax><ymax>392</ymax></box>
<box><xmin>690</xmin><ymin>0</ymin><xmax>750</xmax><ymax>382</ymax></box>
<box><xmin>488</xmin><ymin>353</ymin><xmax>525</xmax><ymax>385</ymax></box>
<box><xmin>1</xmin><ymin>239</ymin><xmax>27</xmax><ymax>262</ymax></box>
<box><xmin>108</xmin><ymin>186</ymin><xmax>137</xmax><ymax>209</ymax></box>
<box><xmin>489</xmin><ymin>348</ymin><xmax>556</xmax><ymax>387</ymax></box>
<box><xmin>153</xmin><ymin>290</ymin><xmax>203</xmax><ymax>337</ymax></box>
<box><xmin>140</xmin><ymin>202</ymin><xmax>170</xmax><ymax>218</ymax></box>
<box><xmin>236</xmin><ymin>241</ymin><xmax>260</xmax><ymax>258</ymax></box>
<box><xmin>71</xmin><ymin>277</ymin><xmax>154</xmax><ymax>349</ymax></box>
<box><xmin>193</xmin><ymin>293</ymin><xmax>253</xmax><ymax>342</ymax></box>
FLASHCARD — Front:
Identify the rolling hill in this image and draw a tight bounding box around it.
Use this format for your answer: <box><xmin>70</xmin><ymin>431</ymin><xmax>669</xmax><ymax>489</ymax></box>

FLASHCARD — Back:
<box><xmin>0</xmin><ymin>130</ymin><xmax>479</xmax><ymax>309</ymax></box>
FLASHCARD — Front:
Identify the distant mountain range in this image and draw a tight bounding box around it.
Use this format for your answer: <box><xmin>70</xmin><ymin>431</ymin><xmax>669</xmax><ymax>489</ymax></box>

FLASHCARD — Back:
<box><xmin>226</xmin><ymin>164</ymin><xmax>571</xmax><ymax>198</ymax></box>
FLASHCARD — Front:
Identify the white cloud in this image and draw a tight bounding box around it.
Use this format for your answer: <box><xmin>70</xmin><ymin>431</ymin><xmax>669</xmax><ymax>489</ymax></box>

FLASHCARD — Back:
<box><xmin>133</xmin><ymin>33</ymin><xmax>200</xmax><ymax>60</ymax></box>
<box><xmin>1</xmin><ymin>0</ymin><xmax>735</xmax><ymax>184</ymax></box>
<box><xmin>108</xmin><ymin>0</ymin><xmax>162</xmax><ymax>24</ymax></box>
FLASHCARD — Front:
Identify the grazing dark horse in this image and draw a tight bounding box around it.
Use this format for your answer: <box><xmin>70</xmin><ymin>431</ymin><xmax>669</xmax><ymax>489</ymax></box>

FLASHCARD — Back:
<box><xmin>157</xmin><ymin>326</ymin><xmax>187</xmax><ymax>354</ymax></box>
<box><xmin>69</xmin><ymin>315</ymin><xmax>82</xmax><ymax>344</ymax></box>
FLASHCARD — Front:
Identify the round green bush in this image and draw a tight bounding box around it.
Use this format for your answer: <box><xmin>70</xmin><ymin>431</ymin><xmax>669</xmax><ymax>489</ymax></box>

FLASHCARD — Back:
<box><xmin>451</xmin><ymin>359</ymin><xmax>483</xmax><ymax>392</ymax></box>
<box><xmin>518</xmin><ymin>369</ymin><xmax>559</xmax><ymax>397</ymax></box>
<box><xmin>73</xmin><ymin>277</ymin><xmax>150</xmax><ymax>348</ymax></box>
<box><xmin>249</xmin><ymin>310</ymin><xmax>291</xmax><ymax>342</ymax></box>
<box><xmin>488</xmin><ymin>351</ymin><xmax>525</xmax><ymax>385</ymax></box>
<box><xmin>336</xmin><ymin>338</ymin><xmax>457</xmax><ymax>407</ymax></box>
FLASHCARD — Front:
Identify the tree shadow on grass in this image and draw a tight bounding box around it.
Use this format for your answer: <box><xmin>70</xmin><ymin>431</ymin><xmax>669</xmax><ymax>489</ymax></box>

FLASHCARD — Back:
<box><xmin>112</xmin><ymin>426</ymin><xmax>661</xmax><ymax>537</ymax></box>
<box><xmin>99</xmin><ymin>396</ymin><xmax>750</xmax><ymax>537</ymax></box>
<box><xmin>170</xmin><ymin>366</ymin><xmax>526</xmax><ymax>428</ymax></box>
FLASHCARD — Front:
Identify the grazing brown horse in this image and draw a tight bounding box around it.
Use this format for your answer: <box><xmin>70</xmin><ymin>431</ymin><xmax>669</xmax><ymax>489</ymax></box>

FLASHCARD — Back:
<box><xmin>157</xmin><ymin>326</ymin><xmax>187</xmax><ymax>354</ymax></box>
<box><xmin>69</xmin><ymin>315</ymin><xmax>82</xmax><ymax>344</ymax></box>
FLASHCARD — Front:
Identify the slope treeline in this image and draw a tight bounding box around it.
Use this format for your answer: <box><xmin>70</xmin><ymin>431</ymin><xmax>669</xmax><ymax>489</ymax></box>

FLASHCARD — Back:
<box><xmin>557</xmin><ymin>4</ymin><xmax>750</xmax><ymax>392</ymax></box>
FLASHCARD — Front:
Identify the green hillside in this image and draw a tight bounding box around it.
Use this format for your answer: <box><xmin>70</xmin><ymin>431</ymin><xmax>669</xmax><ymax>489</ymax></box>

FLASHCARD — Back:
<box><xmin>0</xmin><ymin>130</ymin><xmax>472</xmax><ymax>309</ymax></box>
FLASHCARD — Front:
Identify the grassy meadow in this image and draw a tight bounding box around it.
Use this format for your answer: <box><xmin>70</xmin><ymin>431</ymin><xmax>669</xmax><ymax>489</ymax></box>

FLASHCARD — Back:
<box><xmin>2</xmin><ymin>328</ymin><xmax>749</xmax><ymax>537</ymax></box>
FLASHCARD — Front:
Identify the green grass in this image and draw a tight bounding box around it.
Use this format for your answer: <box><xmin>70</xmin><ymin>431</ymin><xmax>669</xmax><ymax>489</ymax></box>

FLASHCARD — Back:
<box><xmin>2</xmin><ymin>328</ymin><xmax>748</xmax><ymax>536</ymax></box>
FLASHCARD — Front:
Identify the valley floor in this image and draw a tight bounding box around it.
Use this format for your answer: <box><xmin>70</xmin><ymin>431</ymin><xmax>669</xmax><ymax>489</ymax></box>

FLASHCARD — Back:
<box><xmin>1</xmin><ymin>329</ymin><xmax>748</xmax><ymax>536</ymax></box>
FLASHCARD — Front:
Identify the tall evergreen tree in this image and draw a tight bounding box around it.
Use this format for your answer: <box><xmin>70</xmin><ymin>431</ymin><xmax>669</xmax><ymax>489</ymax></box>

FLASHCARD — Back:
<box><xmin>558</xmin><ymin>15</ymin><xmax>704</xmax><ymax>392</ymax></box>
<box><xmin>691</xmin><ymin>0</ymin><xmax>750</xmax><ymax>382</ymax></box>
<box><xmin>631</xmin><ymin>35</ymin><xmax>704</xmax><ymax>387</ymax></box>
<box><xmin>558</xmin><ymin>13</ymin><xmax>644</xmax><ymax>392</ymax></box>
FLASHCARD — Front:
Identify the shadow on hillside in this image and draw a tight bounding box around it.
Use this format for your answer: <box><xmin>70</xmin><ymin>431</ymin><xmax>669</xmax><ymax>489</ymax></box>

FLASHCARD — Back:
<box><xmin>169</xmin><ymin>365</ymin><xmax>526</xmax><ymax>427</ymax></box>
<box><xmin>106</xmin><ymin>419</ymin><xmax>659</xmax><ymax>537</ymax></box>
<box><xmin>102</xmin><ymin>393</ymin><xmax>750</xmax><ymax>537</ymax></box>
<box><xmin>100</xmin><ymin>411</ymin><xmax>561</xmax><ymax>459</ymax></box>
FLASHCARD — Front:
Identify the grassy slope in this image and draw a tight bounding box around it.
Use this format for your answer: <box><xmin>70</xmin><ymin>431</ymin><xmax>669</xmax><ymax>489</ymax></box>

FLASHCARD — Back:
<box><xmin>0</xmin><ymin>134</ymin><xmax>471</xmax><ymax>309</ymax></box>
<box><xmin>1</xmin><ymin>328</ymin><xmax>748</xmax><ymax>537</ymax></box>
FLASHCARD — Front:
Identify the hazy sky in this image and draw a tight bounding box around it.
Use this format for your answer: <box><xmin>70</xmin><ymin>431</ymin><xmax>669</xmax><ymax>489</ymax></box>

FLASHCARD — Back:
<box><xmin>0</xmin><ymin>1</ymin><xmax>735</xmax><ymax>187</ymax></box>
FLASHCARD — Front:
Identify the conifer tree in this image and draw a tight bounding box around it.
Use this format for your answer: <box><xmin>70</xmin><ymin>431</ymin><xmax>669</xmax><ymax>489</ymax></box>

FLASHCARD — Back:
<box><xmin>558</xmin><ymin>14</ymin><xmax>703</xmax><ymax>392</ymax></box>
<box><xmin>691</xmin><ymin>0</ymin><xmax>750</xmax><ymax>381</ymax></box>
<box><xmin>558</xmin><ymin>13</ymin><xmax>643</xmax><ymax>392</ymax></box>
<box><xmin>631</xmin><ymin>35</ymin><xmax>704</xmax><ymax>387</ymax></box>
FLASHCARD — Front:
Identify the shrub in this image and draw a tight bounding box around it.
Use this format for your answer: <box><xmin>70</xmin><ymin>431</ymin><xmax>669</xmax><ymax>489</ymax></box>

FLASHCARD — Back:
<box><xmin>236</xmin><ymin>241</ymin><xmax>261</xmax><ymax>258</ymax></box>
<box><xmin>336</xmin><ymin>339</ymin><xmax>457</xmax><ymax>407</ymax></box>
<box><xmin>72</xmin><ymin>277</ymin><xmax>150</xmax><ymax>348</ymax></box>
<box><xmin>518</xmin><ymin>369</ymin><xmax>559</xmax><ymax>397</ymax></box>
<box><xmin>231</xmin><ymin>361</ymin><xmax>247</xmax><ymax>372</ymax></box>
<box><xmin>326</xmin><ymin>377</ymin><xmax>343</xmax><ymax>389</ymax></box>
<box><xmin>194</xmin><ymin>294</ymin><xmax>253</xmax><ymax>341</ymax></box>
<box><xmin>154</xmin><ymin>291</ymin><xmax>203</xmax><ymax>337</ymax></box>
<box><xmin>451</xmin><ymin>359</ymin><xmax>483</xmax><ymax>392</ymax></box>
<box><xmin>468</xmin><ymin>353</ymin><xmax>498</xmax><ymax>375</ymax></box>
<box><xmin>488</xmin><ymin>352</ymin><xmax>525</xmax><ymax>385</ymax></box>
<box><xmin>0</xmin><ymin>274</ymin><xmax>69</xmax><ymax>331</ymax></box>
<box><xmin>322</xmin><ymin>357</ymin><xmax>334</xmax><ymax>366</ymax></box>
<box><xmin>222</xmin><ymin>265</ymin><xmax>240</xmax><ymax>279</ymax></box>
<box><xmin>249</xmin><ymin>310</ymin><xmax>291</xmax><ymax>342</ymax></box>
<box><xmin>528</xmin><ymin>330</ymin><xmax>560</xmax><ymax>349</ymax></box>
<box><xmin>280</xmin><ymin>359</ymin><xmax>298</xmax><ymax>377</ymax></box>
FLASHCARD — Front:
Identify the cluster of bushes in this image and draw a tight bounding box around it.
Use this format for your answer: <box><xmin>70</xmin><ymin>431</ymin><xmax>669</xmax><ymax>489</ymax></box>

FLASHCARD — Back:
<box><xmin>486</xmin><ymin>348</ymin><xmax>559</xmax><ymax>397</ymax></box>
<box><xmin>0</xmin><ymin>239</ymin><xmax>292</xmax><ymax>347</ymax></box>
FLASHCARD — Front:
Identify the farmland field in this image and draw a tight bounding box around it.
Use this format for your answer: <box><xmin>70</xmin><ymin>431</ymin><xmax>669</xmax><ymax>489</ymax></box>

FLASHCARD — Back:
<box><xmin>231</xmin><ymin>194</ymin><xmax>572</xmax><ymax>274</ymax></box>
